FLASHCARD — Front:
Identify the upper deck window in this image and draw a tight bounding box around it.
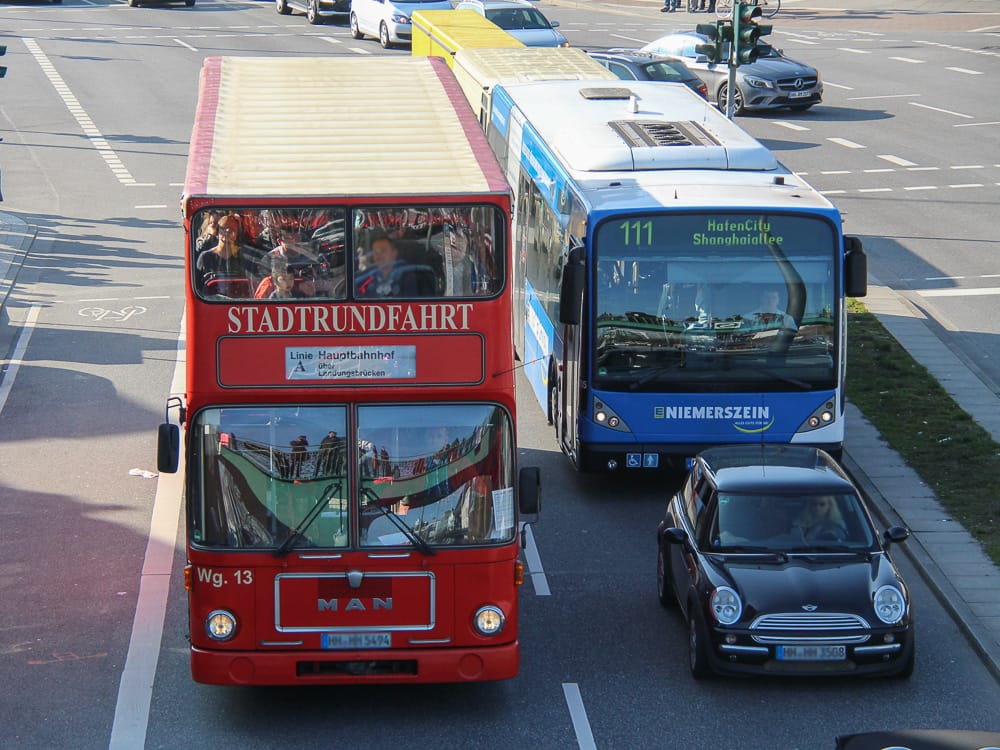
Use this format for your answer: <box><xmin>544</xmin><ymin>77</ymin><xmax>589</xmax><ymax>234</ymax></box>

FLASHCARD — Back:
<box><xmin>192</xmin><ymin>205</ymin><xmax>504</xmax><ymax>302</ymax></box>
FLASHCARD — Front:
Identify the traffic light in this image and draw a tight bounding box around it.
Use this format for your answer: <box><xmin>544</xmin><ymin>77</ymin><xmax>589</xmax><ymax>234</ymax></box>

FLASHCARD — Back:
<box><xmin>732</xmin><ymin>2</ymin><xmax>772</xmax><ymax>66</ymax></box>
<box><xmin>0</xmin><ymin>45</ymin><xmax>7</xmax><ymax>79</ymax></box>
<box><xmin>695</xmin><ymin>21</ymin><xmax>732</xmax><ymax>65</ymax></box>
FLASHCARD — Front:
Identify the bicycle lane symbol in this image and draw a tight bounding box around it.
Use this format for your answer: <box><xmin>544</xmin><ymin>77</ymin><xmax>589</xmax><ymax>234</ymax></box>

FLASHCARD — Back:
<box><xmin>78</xmin><ymin>306</ymin><xmax>148</xmax><ymax>322</ymax></box>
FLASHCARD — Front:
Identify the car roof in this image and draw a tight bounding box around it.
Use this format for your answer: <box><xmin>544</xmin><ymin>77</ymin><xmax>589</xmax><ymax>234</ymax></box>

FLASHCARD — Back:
<box><xmin>460</xmin><ymin>0</ymin><xmax>536</xmax><ymax>8</ymax></box>
<box><xmin>590</xmin><ymin>49</ymin><xmax>685</xmax><ymax>64</ymax></box>
<box><xmin>697</xmin><ymin>445</ymin><xmax>858</xmax><ymax>495</ymax></box>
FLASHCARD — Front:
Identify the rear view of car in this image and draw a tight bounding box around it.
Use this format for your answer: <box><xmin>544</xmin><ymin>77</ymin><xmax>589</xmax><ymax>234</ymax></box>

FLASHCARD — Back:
<box><xmin>588</xmin><ymin>50</ymin><xmax>708</xmax><ymax>100</ymax></box>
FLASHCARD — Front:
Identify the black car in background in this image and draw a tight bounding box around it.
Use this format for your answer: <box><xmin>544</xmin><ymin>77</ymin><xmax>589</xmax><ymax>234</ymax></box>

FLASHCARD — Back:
<box><xmin>656</xmin><ymin>445</ymin><xmax>914</xmax><ymax>679</ymax></box>
<box><xmin>587</xmin><ymin>50</ymin><xmax>709</xmax><ymax>100</ymax></box>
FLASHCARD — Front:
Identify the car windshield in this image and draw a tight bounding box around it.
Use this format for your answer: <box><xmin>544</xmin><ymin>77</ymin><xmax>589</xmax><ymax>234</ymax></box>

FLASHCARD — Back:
<box><xmin>641</xmin><ymin>61</ymin><xmax>688</xmax><ymax>83</ymax></box>
<box><xmin>711</xmin><ymin>493</ymin><xmax>877</xmax><ymax>551</ymax></box>
<box><xmin>487</xmin><ymin>8</ymin><xmax>551</xmax><ymax>29</ymax></box>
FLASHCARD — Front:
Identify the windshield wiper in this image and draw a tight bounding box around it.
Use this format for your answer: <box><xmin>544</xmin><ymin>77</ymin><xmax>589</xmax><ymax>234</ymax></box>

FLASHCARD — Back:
<box><xmin>361</xmin><ymin>487</ymin><xmax>435</xmax><ymax>556</ymax></box>
<box><xmin>788</xmin><ymin>545</ymin><xmax>870</xmax><ymax>558</ymax></box>
<box><xmin>274</xmin><ymin>481</ymin><xmax>342</xmax><ymax>558</ymax></box>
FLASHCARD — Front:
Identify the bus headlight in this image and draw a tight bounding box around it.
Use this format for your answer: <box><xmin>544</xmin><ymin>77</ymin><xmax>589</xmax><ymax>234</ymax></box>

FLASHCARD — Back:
<box><xmin>206</xmin><ymin>610</ymin><xmax>238</xmax><ymax>641</ymax></box>
<box><xmin>473</xmin><ymin>605</ymin><xmax>506</xmax><ymax>636</ymax></box>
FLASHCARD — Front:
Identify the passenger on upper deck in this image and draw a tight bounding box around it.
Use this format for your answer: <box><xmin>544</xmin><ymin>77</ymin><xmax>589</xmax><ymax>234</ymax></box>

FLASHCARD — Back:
<box><xmin>355</xmin><ymin>232</ymin><xmax>419</xmax><ymax>298</ymax></box>
<box><xmin>197</xmin><ymin>214</ymin><xmax>247</xmax><ymax>292</ymax></box>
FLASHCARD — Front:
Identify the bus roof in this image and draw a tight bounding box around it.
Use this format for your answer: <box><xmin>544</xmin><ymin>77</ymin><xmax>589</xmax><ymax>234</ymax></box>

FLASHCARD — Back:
<box><xmin>183</xmin><ymin>56</ymin><xmax>509</xmax><ymax>201</ymax></box>
<box><xmin>412</xmin><ymin>9</ymin><xmax>525</xmax><ymax>59</ymax></box>
<box><xmin>453</xmin><ymin>47</ymin><xmax>616</xmax><ymax>87</ymax></box>
<box><xmin>495</xmin><ymin>79</ymin><xmax>778</xmax><ymax>173</ymax></box>
<box><xmin>493</xmin><ymin>78</ymin><xmax>838</xmax><ymax>214</ymax></box>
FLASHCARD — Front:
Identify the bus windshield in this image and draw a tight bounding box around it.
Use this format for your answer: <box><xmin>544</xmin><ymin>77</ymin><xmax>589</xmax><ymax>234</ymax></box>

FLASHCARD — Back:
<box><xmin>189</xmin><ymin>404</ymin><xmax>516</xmax><ymax>551</ymax></box>
<box><xmin>593</xmin><ymin>213</ymin><xmax>837</xmax><ymax>393</ymax></box>
<box><xmin>192</xmin><ymin>205</ymin><xmax>503</xmax><ymax>302</ymax></box>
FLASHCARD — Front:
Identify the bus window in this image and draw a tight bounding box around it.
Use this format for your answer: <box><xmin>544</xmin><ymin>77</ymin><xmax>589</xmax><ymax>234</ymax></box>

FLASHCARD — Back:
<box><xmin>353</xmin><ymin>206</ymin><xmax>504</xmax><ymax>299</ymax></box>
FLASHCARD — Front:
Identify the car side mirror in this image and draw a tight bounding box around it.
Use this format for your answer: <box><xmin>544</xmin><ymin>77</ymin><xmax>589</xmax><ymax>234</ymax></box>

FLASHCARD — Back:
<box><xmin>518</xmin><ymin>465</ymin><xmax>541</xmax><ymax>520</ymax></box>
<box><xmin>549</xmin><ymin>19</ymin><xmax>559</xmax><ymax>28</ymax></box>
<box><xmin>663</xmin><ymin>527</ymin><xmax>688</xmax><ymax>545</ymax></box>
<box><xmin>157</xmin><ymin>422</ymin><xmax>180</xmax><ymax>474</ymax></box>
<box><xmin>883</xmin><ymin>526</ymin><xmax>910</xmax><ymax>546</ymax></box>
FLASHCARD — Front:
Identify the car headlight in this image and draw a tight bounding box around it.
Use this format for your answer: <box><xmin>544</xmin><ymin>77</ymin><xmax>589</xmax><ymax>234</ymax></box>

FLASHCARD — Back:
<box><xmin>873</xmin><ymin>585</ymin><xmax>906</xmax><ymax>625</ymax></box>
<box><xmin>205</xmin><ymin>610</ymin><xmax>237</xmax><ymax>641</ymax></box>
<box><xmin>709</xmin><ymin>586</ymin><xmax>742</xmax><ymax>625</ymax></box>
<box><xmin>473</xmin><ymin>605</ymin><xmax>506</xmax><ymax>636</ymax></box>
<box><xmin>391</xmin><ymin>12</ymin><xmax>408</xmax><ymax>23</ymax></box>
<box><xmin>743</xmin><ymin>76</ymin><xmax>774</xmax><ymax>89</ymax></box>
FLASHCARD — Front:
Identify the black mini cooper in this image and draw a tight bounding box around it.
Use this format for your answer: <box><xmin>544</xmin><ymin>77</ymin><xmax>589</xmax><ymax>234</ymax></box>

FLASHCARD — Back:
<box><xmin>656</xmin><ymin>445</ymin><xmax>914</xmax><ymax>679</ymax></box>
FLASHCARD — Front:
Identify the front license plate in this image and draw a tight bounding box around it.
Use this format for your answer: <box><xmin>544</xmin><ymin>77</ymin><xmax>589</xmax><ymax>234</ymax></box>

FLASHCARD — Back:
<box><xmin>776</xmin><ymin>644</ymin><xmax>846</xmax><ymax>661</ymax></box>
<box><xmin>789</xmin><ymin>90</ymin><xmax>811</xmax><ymax>99</ymax></box>
<box><xmin>322</xmin><ymin>632</ymin><xmax>391</xmax><ymax>650</ymax></box>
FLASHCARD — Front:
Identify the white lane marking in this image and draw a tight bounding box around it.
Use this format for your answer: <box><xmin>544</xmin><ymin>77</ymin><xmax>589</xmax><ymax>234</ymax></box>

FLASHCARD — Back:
<box><xmin>109</xmin><ymin>316</ymin><xmax>185</xmax><ymax>750</ymax></box>
<box><xmin>946</xmin><ymin>67</ymin><xmax>983</xmax><ymax>75</ymax></box>
<box><xmin>173</xmin><ymin>38</ymin><xmax>197</xmax><ymax>51</ymax></box>
<box><xmin>773</xmin><ymin>121</ymin><xmax>809</xmax><ymax>131</ymax></box>
<box><xmin>903</xmin><ymin>185</ymin><xmax>938</xmax><ymax>191</ymax></box>
<box><xmin>823</xmin><ymin>81</ymin><xmax>853</xmax><ymax>90</ymax></box>
<box><xmin>24</xmin><ymin>38</ymin><xmax>138</xmax><ymax>185</ymax></box>
<box><xmin>951</xmin><ymin>164</ymin><xmax>984</xmax><ymax>170</ymax></box>
<box><xmin>910</xmin><ymin>101</ymin><xmax>973</xmax><ymax>119</ymax></box>
<box><xmin>889</xmin><ymin>56</ymin><xmax>925</xmax><ymax>63</ymax></box>
<box><xmin>563</xmin><ymin>683</ymin><xmax>598</xmax><ymax>750</ymax></box>
<box><xmin>523</xmin><ymin>523</ymin><xmax>550</xmax><ymax>596</ymax></box>
<box><xmin>878</xmin><ymin>155</ymin><xmax>917</xmax><ymax>167</ymax></box>
<box><xmin>837</xmin><ymin>47</ymin><xmax>872</xmax><ymax>54</ymax></box>
<box><xmin>918</xmin><ymin>287</ymin><xmax>1000</xmax><ymax>297</ymax></box>
<box><xmin>846</xmin><ymin>93</ymin><xmax>919</xmax><ymax>100</ymax></box>
<box><xmin>0</xmin><ymin>306</ymin><xmax>41</xmax><ymax>414</ymax></box>
<box><xmin>827</xmin><ymin>137</ymin><xmax>865</xmax><ymax>149</ymax></box>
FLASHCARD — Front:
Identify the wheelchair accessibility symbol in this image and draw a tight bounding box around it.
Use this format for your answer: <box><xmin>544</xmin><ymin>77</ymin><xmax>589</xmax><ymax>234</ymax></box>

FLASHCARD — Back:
<box><xmin>626</xmin><ymin>453</ymin><xmax>642</xmax><ymax>468</ymax></box>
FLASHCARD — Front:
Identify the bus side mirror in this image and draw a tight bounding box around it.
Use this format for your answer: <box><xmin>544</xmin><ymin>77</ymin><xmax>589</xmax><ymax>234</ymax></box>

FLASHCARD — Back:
<box><xmin>558</xmin><ymin>245</ymin><xmax>585</xmax><ymax>325</ymax></box>
<box><xmin>157</xmin><ymin>422</ymin><xmax>180</xmax><ymax>474</ymax></box>
<box><xmin>518</xmin><ymin>465</ymin><xmax>540</xmax><ymax>519</ymax></box>
<box><xmin>844</xmin><ymin>235</ymin><xmax>867</xmax><ymax>298</ymax></box>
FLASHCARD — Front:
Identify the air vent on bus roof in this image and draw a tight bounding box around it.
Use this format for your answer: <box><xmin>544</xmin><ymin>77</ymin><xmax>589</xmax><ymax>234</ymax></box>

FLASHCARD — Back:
<box><xmin>579</xmin><ymin>87</ymin><xmax>634</xmax><ymax>100</ymax></box>
<box><xmin>609</xmin><ymin>120</ymin><xmax>720</xmax><ymax>148</ymax></box>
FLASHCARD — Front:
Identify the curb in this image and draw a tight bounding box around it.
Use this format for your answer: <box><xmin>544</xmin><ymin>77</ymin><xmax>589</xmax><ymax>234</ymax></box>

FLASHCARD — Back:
<box><xmin>843</xmin><ymin>408</ymin><xmax>1000</xmax><ymax>682</ymax></box>
<box><xmin>0</xmin><ymin>212</ymin><xmax>35</xmax><ymax>312</ymax></box>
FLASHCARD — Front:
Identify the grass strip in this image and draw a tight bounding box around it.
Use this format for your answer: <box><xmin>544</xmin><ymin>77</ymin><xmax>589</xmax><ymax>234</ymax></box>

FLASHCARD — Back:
<box><xmin>846</xmin><ymin>298</ymin><xmax>999</xmax><ymax>565</ymax></box>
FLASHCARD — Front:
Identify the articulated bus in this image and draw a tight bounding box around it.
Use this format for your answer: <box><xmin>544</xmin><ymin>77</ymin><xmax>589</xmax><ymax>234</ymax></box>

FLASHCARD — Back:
<box><xmin>158</xmin><ymin>55</ymin><xmax>539</xmax><ymax>686</ymax></box>
<box><xmin>483</xmin><ymin>80</ymin><xmax>867</xmax><ymax>472</ymax></box>
<box><xmin>411</xmin><ymin>9</ymin><xmax>524</xmax><ymax>66</ymax></box>
<box><xmin>451</xmin><ymin>46</ymin><xmax>617</xmax><ymax>126</ymax></box>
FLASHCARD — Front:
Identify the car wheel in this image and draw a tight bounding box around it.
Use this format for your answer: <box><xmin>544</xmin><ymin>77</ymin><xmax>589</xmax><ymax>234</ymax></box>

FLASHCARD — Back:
<box><xmin>350</xmin><ymin>12</ymin><xmax>363</xmax><ymax>39</ymax></box>
<box><xmin>688</xmin><ymin>611</ymin><xmax>712</xmax><ymax>679</ymax></box>
<box><xmin>276</xmin><ymin>0</ymin><xmax>291</xmax><ymax>14</ymax></box>
<box><xmin>307</xmin><ymin>0</ymin><xmax>321</xmax><ymax>24</ymax></box>
<box><xmin>379</xmin><ymin>22</ymin><xmax>391</xmax><ymax>49</ymax></box>
<box><xmin>718</xmin><ymin>83</ymin><xmax>745</xmax><ymax>116</ymax></box>
<box><xmin>656</xmin><ymin>544</ymin><xmax>674</xmax><ymax>608</ymax></box>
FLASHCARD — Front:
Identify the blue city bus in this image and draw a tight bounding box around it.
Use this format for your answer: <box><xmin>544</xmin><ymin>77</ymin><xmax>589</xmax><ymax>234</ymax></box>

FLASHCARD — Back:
<box><xmin>485</xmin><ymin>80</ymin><xmax>867</xmax><ymax>471</ymax></box>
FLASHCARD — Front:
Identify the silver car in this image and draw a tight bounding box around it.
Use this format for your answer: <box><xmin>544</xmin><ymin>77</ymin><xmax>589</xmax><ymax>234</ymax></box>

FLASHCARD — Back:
<box><xmin>454</xmin><ymin>0</ymin><xmax>568</xmax><ymax>48</ymax></box>
<box><xmin>640</xmin><ymin>32</ymin><xmax>822</xmax><ymax>115</ymax></box>
<box><xmin>350</xmin><ymin>0</ymin><xmax>454</xmax><ymax>48</ymax></box>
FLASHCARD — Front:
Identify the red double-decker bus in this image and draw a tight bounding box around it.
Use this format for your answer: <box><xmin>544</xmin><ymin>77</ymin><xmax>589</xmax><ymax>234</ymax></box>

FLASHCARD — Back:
<box><xmin>157</xmin><ymin>55</ymin><xmax>539</xmax><ymax>686</ymax></box>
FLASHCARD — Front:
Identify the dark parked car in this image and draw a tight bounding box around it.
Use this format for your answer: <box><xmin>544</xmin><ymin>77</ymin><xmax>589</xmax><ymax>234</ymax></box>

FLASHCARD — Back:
<box><xmin>656</xmin><ymin>445</ymin><xmax>914</xmax><ymax>679</ymax></box>
<box><xmin>587</xmin><ymin>50</ymin><xmax>708</xmax><ymax>100</ymax></box>
<box><xmin>641</xmin><ymin>32</ymin><xmax>822</xmax><ymax>114</ymax></box>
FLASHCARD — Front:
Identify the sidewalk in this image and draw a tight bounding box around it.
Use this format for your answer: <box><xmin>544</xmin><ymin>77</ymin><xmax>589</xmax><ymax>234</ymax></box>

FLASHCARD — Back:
<box><xmin>0</xmin><ymin>209</ymin><xmax>998</xmax><ymax>677</ymax></box>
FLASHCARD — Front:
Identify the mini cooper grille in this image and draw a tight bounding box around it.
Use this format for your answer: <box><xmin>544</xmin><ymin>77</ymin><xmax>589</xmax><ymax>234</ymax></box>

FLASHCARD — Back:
<box><xmin>751</xmin><ymin>613</ymin><xmax>871</xmax><ymax>644</ymax></box>
<box><xmin>609</xmin><ymin>120</ymin><xmax>719</xmax><ymax>148</ymax></box>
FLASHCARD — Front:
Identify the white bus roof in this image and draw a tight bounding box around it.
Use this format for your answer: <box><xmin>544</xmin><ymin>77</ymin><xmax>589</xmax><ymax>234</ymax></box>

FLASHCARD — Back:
<box><xmin>184</xmin><ymin>56</ymin><xmax>509</xmax><ymax>200</ymax></box>
<box><xmin>495</xmin><ymin>79</ymin><xmax>837</xmax><ymax>214</ymax></box>
<box><xmin>453</xmin><ymin>47</ymin><xmax>617</xmax><ymax>88</ymax></box>
<box><xmin>497</xmin><ymin>79</ymin><xmax>778</xmax><ymax>173</ymax></box>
